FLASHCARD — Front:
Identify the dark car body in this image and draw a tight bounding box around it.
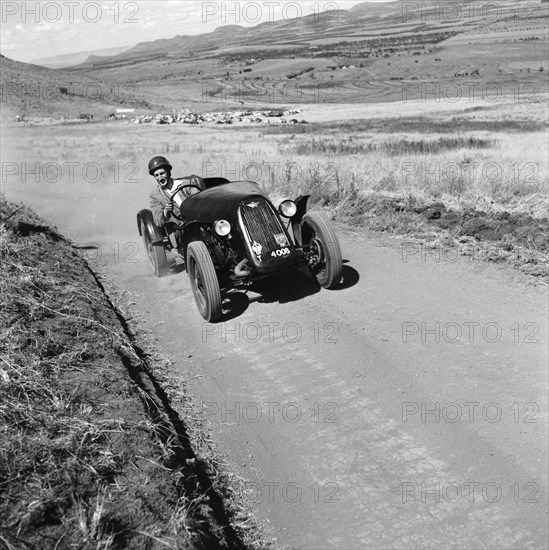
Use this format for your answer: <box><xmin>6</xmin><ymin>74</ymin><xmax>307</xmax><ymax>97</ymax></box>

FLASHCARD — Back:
<box><xmin>179</xmin><ymin>180</ymin><xmax>304</xmax><ymax>276</ymax></box>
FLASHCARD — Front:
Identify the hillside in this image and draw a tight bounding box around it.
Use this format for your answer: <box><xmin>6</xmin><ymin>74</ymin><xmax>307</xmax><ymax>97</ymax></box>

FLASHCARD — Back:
<box><xmin>2</xmin><ymin>0</ymin><xmax>547</xmax><ymax>117</ymax></box>
<box><xmin>66</xmin><ymin>0</ymin><xmax>548</xmax><ymax>107</ymax></box>
<box><xmin>0</xmin><ymin>55</ymin><xmax>157</xmax><ymax>120</ymax></box>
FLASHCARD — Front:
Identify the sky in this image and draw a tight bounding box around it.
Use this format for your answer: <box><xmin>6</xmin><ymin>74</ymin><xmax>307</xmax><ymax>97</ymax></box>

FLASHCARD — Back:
<box><xmin>0</xmin><ymin>0</ymin><xmax>375</xmax><ymax>63</ymax></box>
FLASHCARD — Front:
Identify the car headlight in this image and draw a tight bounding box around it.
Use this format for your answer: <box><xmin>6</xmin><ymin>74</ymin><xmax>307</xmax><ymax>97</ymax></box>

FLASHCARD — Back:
<box><xmin>214</xmin><ymin>219</ymin><xmax>231</xmax><ymax>236</ymax></box>
<box><xmin>279</xmin><ymin>200</ymin><xmax>297</xmax><ymax>218</ymax></box>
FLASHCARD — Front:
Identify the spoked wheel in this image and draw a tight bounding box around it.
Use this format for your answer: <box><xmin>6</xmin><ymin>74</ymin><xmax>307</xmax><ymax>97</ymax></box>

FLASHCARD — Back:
<box><xmin>140</xmin><ymin>217</ymin><xmax>168</xmax><ymax>277</ymax></box>
<box><xmin>187</xmin><ymin>241</ymin><xmax>222</xmax><ymax>322</ymax></box>
<box><xmin>301</xmin><ymin>211</ymin><xmax>343</xmax><ymax>288</ymax></box>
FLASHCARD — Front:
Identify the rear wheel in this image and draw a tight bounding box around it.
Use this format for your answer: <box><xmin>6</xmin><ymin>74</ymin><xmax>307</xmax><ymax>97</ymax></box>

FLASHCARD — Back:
<box><xmin>187</xmin><ymin>241</ymin><xmax>222</xmax><ymax>322</ymax></box>
<box><xmin>139</xmin><ymin>214</ymin><xmax>168</xmax><ymax>277</ymax></box>
<box><xmin>301</xmin><ymin>212</ymin><xmax>343</xmax><ymax>289</ymax></box>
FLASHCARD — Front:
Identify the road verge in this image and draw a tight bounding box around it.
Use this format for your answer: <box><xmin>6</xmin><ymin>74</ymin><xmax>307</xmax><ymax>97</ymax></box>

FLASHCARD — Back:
<box><xmin>0</xmin><ymin>196</ymin><xmax>271</xmax><ymax>550</ymax></box>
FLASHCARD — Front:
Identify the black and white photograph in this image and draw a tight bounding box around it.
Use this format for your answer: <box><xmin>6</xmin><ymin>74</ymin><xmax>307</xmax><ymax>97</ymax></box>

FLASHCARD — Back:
<box><xmin>0</xmin><ymin>1</ymin><xmax>548</xmax><ymax>548</ymax></box>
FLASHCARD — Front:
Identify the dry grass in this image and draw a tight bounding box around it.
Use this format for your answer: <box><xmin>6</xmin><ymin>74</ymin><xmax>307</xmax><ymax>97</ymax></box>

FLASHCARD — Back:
<box><xmin>2</xmin><ymin>104</ymin><xmax>546</xmax><ymax>217</ymax></box>
<box><xmin>0</xmin><ymin>200</ymin><xmax>262</xmax><ymax>549</ymax></box>
<box><xmin>283</xmin><ymin>135</ymin><xmax>497</xmax><ymax>156</ymax></box>
<box><xmin>272</xmin><ymin>130</ymin><xmax>548</xmax><ymax>215</ymax></box>
<box><xmin>261</xmin><ymin>117</ymin><xmax>548</xmax><ymax>135</ymax></box>
<box><xmin>1</xmin><ymin>97</ymin><xmax>547</xmax><ymax>276</ymax></box>
<box><xmin>0</xmin><ymin>222</ymin><xmax>132</xmax><ymax>548</ymax></box>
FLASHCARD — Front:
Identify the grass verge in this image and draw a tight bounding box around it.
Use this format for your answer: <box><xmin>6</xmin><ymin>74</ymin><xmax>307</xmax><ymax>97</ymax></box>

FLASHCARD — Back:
<box><xmin>0</xmin><ymin>196</ymin><xmax>271</xmax><ymax>549</ymax></box>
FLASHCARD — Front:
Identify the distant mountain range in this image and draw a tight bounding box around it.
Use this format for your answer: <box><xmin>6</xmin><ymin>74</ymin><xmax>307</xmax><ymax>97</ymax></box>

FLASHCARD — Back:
<box><xmin>69</xmin><ymin>0</ymin><xmax>546</xmax><ymax>75</ymax></box>
<box><xmin>29</xmin><ymin>45</ymin><xmax>134</xmax><ymax>69</ymax></box>
<box><xmin>71</xmin><ymin>0</ymin><xmax>414</xmax><ymax>69</ymax></box>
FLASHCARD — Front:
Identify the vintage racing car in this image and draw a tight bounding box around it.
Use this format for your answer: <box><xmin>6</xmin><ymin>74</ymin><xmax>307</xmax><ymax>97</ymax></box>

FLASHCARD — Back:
<box><xmin>137</xmin><ymin>176</ymin><xmax>342</xmax><ymax>322</ymax></box>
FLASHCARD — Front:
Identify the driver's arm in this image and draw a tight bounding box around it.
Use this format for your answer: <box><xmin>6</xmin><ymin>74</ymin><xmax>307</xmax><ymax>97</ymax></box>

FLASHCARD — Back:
<box><xmin>150</xmin><ymin>191</ymin><xmax>171</xmax><ymax>226</ymax></box>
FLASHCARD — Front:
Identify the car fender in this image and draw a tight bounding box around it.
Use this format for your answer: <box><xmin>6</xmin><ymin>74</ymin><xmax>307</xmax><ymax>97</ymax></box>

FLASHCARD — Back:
<box><xmin>181</xmin><ymin>221</ymin><xmax>208</xmax><ymax>259</ymax></box>
<box><xmin>291</xmin><ymin>195</ymin><xmax>310</xmax><ymax>245</ymax></box>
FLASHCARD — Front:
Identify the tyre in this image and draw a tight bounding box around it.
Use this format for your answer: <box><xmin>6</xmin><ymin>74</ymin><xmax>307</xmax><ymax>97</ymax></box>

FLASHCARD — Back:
<box><xmin>139</xmin><ymin>211</ymin><xmax>169</xmax><ymax>277</ymax></box>
<box><xmin>187</xmin><ymin>241</ymin><xmax>222</xmax><ymax>322</ymax></box>
<box><xmin>301</xmin><ymin>211</ymin><xmax>343</xmax><ymax>289</ymax></box>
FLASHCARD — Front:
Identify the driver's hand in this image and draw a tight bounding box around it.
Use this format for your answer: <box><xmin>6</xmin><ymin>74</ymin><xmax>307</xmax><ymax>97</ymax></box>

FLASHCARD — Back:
<box><xmin>163</xmin><ymin>203</ymin><xmax>173</xmax><ymax>218</ymax></box>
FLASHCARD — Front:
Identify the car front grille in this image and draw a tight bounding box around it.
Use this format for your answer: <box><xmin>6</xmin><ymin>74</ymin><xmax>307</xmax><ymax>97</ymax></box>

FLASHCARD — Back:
<box><xmin>239</xmin><ymin>198</ymin><xmax>285</xmax><ymax>254</ymax></box>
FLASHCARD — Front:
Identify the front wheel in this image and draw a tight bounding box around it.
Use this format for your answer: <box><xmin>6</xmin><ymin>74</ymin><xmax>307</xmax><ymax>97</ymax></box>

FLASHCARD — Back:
<box><xmin>301</xmin><ymin>212</ymin><xmax>343</xmax><ymax>289</ymax></box>
<box><xmin>187</xmin><ymin>241</ymin><xmax>222</xmax><ymax>322</ymax></box>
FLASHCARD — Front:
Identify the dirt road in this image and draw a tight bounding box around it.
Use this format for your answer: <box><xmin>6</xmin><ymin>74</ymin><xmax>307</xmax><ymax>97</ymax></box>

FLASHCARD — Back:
<box><xmin>3</xmin><ymin>178</ymin><xmax>547</xmax><ymax>549</ymax></box>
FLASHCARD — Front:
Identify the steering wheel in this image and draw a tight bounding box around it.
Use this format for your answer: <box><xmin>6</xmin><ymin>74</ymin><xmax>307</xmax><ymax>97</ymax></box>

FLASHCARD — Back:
<box><xmin>167</xmin><ymin>184</ymin><xmax>203</xmax><ymax>221</ymax></box>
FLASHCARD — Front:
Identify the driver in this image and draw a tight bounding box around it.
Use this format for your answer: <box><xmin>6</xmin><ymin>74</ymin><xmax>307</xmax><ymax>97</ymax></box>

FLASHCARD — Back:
<box><xmin>148</xmin><ymin>156</ymin><xmax>200</xmax><ymax>227</ymax></box>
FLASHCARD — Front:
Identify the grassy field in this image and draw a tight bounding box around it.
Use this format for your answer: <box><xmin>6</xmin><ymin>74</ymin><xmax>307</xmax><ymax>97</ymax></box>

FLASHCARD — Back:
<box><xmin>1</xmin><ymin>97</ymin><xmax>547</xmax><ymax>277</ymax></box>
<box><xmin>3</xmin><ymin>101</ymin><xmax>548</xmax><ymax>205</ymax></box>
<box><xmin>2</xmin><ymin>99</ymin><xmax>546</xmax><ymax>208</ymax></box>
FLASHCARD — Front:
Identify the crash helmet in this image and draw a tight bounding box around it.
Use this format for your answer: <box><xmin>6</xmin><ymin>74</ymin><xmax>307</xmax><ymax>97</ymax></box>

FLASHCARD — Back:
<box><xmin>148</xmin><ymin>156</ymin><xmax>172</xmax><ymax>175</ymax></box>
